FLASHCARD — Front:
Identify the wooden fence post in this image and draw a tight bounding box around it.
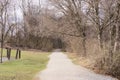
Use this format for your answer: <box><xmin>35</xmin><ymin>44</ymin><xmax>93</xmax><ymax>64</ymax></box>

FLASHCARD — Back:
<box><xmin>19</xmin><ymin>50</ymin><xmax>21</xmax><ymax>59</ymax></box>
<box><xmin>8</xmin><ymin>48</ymin><xmax>11</xmax><ymax>60</ymax></box>
<box><xmin>16</xmin><ymin>49</ymin><xmax>21</xmax><ymax>59</ymax></box>
<box><xmin>15</xmin><ymin>49</ymin><xmax>19</xmax><ymax>59</ymax></box>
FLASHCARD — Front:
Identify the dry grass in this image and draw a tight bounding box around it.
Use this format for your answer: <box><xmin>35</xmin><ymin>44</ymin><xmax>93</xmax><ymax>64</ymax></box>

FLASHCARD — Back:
<box><xmin>66</xmin><ymin>38</ymin><xmax>120</xmax><ymax>80</ymax></box>
<box><xmin>66</xmin><ymin>53</ymin><xmax>93</xmax><ymax>68</ymax></box>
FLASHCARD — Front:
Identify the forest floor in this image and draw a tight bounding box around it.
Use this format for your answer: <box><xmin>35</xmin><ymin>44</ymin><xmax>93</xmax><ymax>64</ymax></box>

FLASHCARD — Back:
<box><xmin>35</xmin><ymin>51</ymin><xmax>117</xmax><ymax>80</ymax></box>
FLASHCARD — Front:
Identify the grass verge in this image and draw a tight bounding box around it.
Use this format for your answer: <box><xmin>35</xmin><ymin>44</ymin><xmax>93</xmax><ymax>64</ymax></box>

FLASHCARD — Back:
<box><xmin>0</xmin><ymin>49</ymin><xmax>50</xmax><ymax>80</ymax></box>
<box><xmin>66</xmin><ymin>52</ymin><xmax>94</xmax><ymax>69</ymax></box>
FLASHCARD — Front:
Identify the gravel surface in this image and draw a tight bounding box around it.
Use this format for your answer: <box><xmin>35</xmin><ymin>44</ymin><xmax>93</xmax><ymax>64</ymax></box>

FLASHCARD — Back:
<box><xmin>0</xmin><ymin>57</ymin><xmax>15</xmax><ymax>62</ymax></box>
<box><xmin>0</xmin><ymin>57</ymin><xmax>9</xmax><ymax>62</ymax></box>
<box><xmin>35</xmin><ymin>52</ymin><xmax>118</xmax><ymax>80</ymax></box>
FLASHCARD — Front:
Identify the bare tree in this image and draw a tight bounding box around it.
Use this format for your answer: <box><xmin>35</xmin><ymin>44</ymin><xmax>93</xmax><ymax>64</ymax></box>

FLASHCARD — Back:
<box><xmin>0</xmin><ymin>0</ymin><xmax>15</xmax><ymax>63</ymax></box>
<box><xmin>113</xmin><ymin>0</ymin><xmax>120</xmax><ymax>52</ymax></box>
<box><xmin>49</xmin><ymin>0</ymin><xmax>88</xmax><ymax>56</ymax></box>
<box><xmin>85</xmin><ymin>0</ymin><xmax>116</xmax><ymax>49</ymax></box>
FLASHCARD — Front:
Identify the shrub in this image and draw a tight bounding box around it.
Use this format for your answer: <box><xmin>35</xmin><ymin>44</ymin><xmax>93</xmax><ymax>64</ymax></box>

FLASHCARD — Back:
<box><xmin>94</xmin><ymin>51</ymin><xmax>120</xmax><ymax>79</ymax></box>
<box><xmin>108</xmin><ymin>52</ymin><xmax>120</xmax><ymax>79</ymax></box>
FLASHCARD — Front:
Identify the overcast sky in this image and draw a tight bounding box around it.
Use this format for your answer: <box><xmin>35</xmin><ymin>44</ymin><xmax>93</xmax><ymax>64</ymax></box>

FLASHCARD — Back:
<box><xmin>9</xmin><ymin>0</ymin><xmax>48</xmax><ymax>22</ymax></box>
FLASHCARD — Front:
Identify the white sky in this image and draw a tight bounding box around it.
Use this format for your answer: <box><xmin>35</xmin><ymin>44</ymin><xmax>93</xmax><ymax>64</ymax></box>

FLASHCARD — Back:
<box><xmin>9</xmin><ymin>0</ymin><xmax>48</xmax><ymax>22</ymax></box>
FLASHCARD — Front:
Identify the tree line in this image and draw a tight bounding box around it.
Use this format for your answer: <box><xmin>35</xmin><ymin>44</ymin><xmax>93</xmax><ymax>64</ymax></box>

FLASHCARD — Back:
<box><xmin>0</xmin><ymin>0</ymin><xmax>120</xmax><ymax>79</ymax></box>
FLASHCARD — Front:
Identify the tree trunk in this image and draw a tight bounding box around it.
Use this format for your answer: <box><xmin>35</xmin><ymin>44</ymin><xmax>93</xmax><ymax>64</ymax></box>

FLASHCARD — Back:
<box><xmin>0</xmin><ymin>41</ymin><xmax>3</xmax><ymax>63</ymax></box>
<box><xmin>98</xmin><ymin>31</ymin><xmax>103</xmax><ymax>49</ymax></box>
<box><xmin>1</xmin><ymin>33</ymin><xmax>4</xmax><ymax>63</ymax></box>
<box><xmin>113</xmin><ymin>23</ymin><xmax>119</xmax><ymax>53</ymax></box>
<box><xmin>82</xmin><ymin>37</ymin><xmax>87</xmax><ymax>57</ymax></box>
<box><xmin>109</xmin><ymin>26</ymin><xmax>114</xmax><ymax>63</ymax></box>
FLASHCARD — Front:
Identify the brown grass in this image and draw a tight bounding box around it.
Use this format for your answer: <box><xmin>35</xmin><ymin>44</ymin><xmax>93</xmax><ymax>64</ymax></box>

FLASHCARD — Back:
<box><xmin>66</xmin><ymin>38</ymin><xmax>120</xmax><ymax>80</ymax></box>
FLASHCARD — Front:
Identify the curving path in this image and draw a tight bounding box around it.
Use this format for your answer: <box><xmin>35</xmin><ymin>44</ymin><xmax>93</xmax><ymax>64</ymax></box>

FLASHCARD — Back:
<box><xmin>35</xmin><ymin>51</ymin><xmax>117</xmax><ymax>80</ymax></box>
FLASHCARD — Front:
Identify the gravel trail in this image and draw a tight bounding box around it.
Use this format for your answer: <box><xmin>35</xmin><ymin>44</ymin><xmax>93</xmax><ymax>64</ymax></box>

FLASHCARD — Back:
<box><xmin>35</xmin><ymin>52</ymin><xmax>117</xmax><ymax>80</ymax></box>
